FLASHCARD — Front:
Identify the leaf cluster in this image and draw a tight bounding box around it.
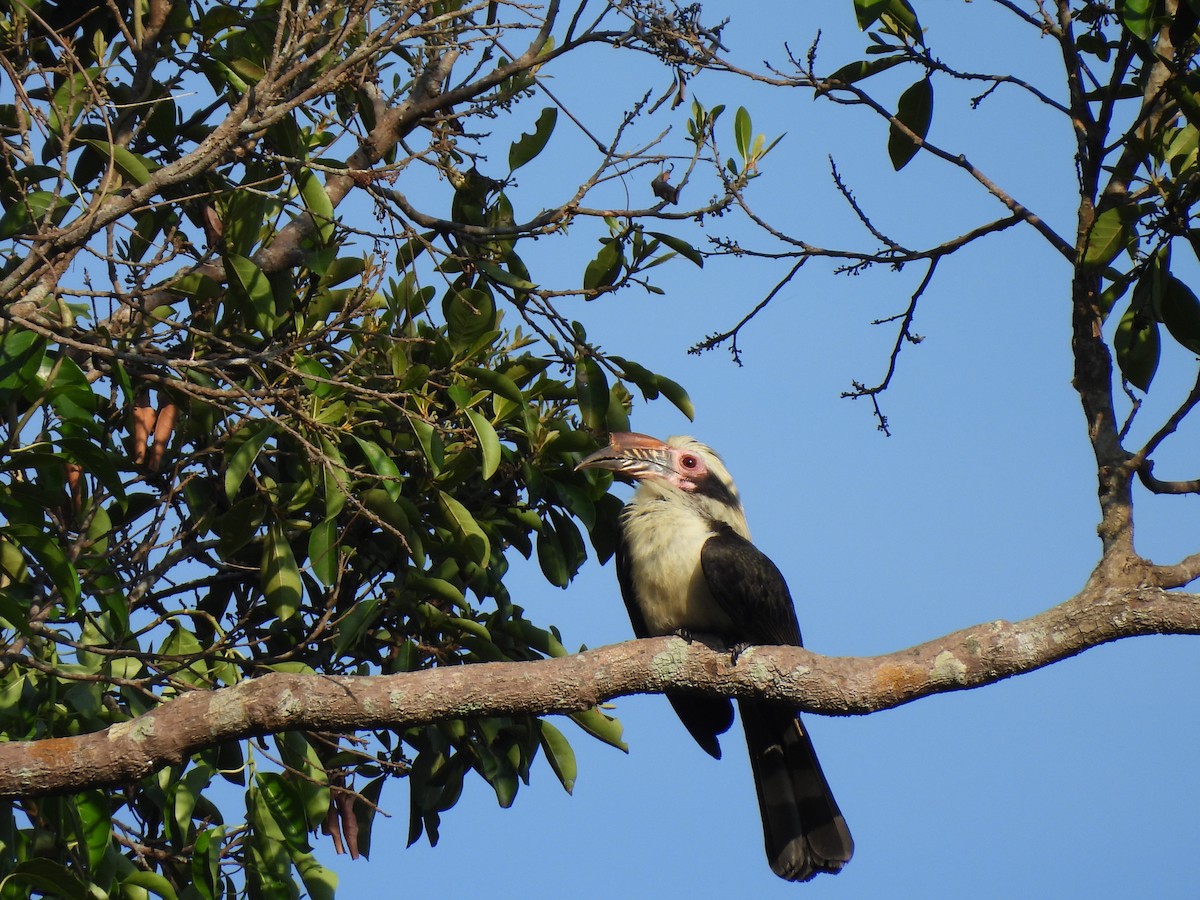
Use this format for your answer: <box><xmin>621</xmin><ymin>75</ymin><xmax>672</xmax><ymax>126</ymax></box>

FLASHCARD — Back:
<box><xmin>0</xmin><ymin>0</ymin><xmax>737</xmax><ymax>895</ymax></box>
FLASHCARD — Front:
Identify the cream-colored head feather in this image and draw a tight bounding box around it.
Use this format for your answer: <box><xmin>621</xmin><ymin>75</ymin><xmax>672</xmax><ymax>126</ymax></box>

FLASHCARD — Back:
<box><xmin>632</xmin><ymin>435</ymin><xmax>750</xmax><ymax>539</ymax></box>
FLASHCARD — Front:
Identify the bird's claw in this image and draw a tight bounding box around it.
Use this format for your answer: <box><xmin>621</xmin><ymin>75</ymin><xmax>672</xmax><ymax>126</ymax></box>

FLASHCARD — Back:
<box><xmin>729</xmin><ymin>641</ymin><xmax>751</xmax><ymax>665</ymax></box>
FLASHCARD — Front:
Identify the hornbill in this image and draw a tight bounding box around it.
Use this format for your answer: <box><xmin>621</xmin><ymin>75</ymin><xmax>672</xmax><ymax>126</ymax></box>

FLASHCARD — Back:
<box><xmin>576</xmin><ymin>432</ymin><xmax>853</xmax><ymax>882</ymax></box>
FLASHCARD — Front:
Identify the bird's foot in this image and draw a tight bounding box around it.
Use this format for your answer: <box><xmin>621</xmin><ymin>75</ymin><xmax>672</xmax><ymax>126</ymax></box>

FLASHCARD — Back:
<box><xmin>729</xmin><ymin>641</ymin><xmax>751</xmax><ymax>665</ymax></box>
<box><xmin>672</xmin><ymin>627</ymin><xmax>695</xmax><ymax>643</ymax></box>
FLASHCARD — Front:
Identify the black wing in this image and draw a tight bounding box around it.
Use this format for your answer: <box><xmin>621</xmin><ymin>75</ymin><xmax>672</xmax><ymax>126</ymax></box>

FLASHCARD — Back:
<box><xmin>700</xmin><ymin>523</ymin><xmax>803</xmax><ymax>647</ymax></box>
<box><xmin>613</xmin><ymin>532</ymin><xmax>652</xmax><ymax>640</ymax></box>
<box><xmin>615</xmin><ymin>530</ymin><xmax>734</xmax><ymax>759</ymax></box>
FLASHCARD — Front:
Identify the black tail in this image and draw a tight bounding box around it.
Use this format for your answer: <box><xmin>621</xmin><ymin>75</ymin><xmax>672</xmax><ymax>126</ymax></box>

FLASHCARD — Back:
<box><xmin>738</xmin><ymin>700</ymin><xmax>854</xmax><ymax>882</ymax></box>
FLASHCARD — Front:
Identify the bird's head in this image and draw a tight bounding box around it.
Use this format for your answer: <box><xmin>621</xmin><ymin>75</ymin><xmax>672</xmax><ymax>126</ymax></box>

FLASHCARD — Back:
<box><xmin>576</xmin><ymin>432</ymin><xmax>744</xmax><ymax>525</ymax></box>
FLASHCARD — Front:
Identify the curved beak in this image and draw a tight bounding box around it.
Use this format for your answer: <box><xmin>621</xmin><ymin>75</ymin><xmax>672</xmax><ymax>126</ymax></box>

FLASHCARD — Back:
<box><xmin>575</xmin><ymin>432</ymin><xmax>673</xmax><ymax>482</ymax></box>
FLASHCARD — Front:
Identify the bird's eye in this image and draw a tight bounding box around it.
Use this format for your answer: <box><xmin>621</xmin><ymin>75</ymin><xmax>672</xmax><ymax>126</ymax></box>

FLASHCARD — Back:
<box><xmin>680</xmin><ymin>454</ymin><xmax>699</xmax><ymax>470</ymax></box>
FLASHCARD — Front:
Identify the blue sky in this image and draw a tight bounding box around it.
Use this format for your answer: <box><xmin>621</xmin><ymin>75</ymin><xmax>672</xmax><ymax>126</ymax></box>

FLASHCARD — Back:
<box><xmin>332</xmin><ymin>4</ymin><xmax>1200</xmax><ymax>897</ymax></box>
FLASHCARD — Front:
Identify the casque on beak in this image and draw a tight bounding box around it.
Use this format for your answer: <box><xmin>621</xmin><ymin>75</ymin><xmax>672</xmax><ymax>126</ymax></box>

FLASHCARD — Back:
<box><xmin>575</xmin><ymin>432</ymin><xmax>674</xmax><ymax>482</ymax></box>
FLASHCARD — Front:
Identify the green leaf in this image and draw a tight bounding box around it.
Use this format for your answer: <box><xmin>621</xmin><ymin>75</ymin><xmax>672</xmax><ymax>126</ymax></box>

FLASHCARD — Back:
<box><xmin>308</xmin><ymin>518</ymin><xmax>338</xmax><ymax>586</ymax></box>
<box><xmin>10</xmin><ymin>859</ymin><xmax>89</xmax><ymax>899</ymax></box>
<box><xmin>574</xmin><ymin>357</ymin><xmax>609</xmax><ymax>431</ymax></box>
<box><xmin>587</xmin><ymin>492</ymin><xmax>625</xmax><ymax>565</ymax></box>
<box><xmin>1115</xmin><ymin>305</ymin><xmax>1160</xmax><ymax>391</ymax></box>
<box><xmin>583</xmin><ymin>240</ymin><xmax>623</xmax><ymax>291</ymax></box>
<box><xmin>888</xmin><ymin>78</ymin><xmax>933</xmax><ymax>171</ymax></box>
<box><xmin>466</xmin><ymin>409</ymin><xmax>501</xmax><ymax>479</ymax></box>
<box><xmin>82</xmin><ymin>140</ymin><xmax>157</xmax><ymax>185</ymax></box>
<box><xmin>353</xmin><ymin>435</ymin><xmax>403</xmax><ymax>500</ymax></box>
<box><xmin>606</xmin><ymin>383</ymin><xmax>631</xmax><ymax>433</ymax></box>
<box><xmin>362</xmin><ymin>486</ymin><xmax>415</xmax><ymax>541</ymax></box>
<box><xmin>122</xmin><ymin>871</ymin><xmax>181</xmax><ymax>900</ymax></box>
<box><xmin>569</xmin><ymin>706</ymin><xmax>628</xmax><ymax>752</ymax></box>
<box><xmin>295</xmin><ymin>852</ymin><xmax>338</xmax><ymax>900</ymax></box>
<box><xmin>216</xmin><ymin>496</ymin><xmax>267</xmax><ymax>557</ymax></box>
<box><xmin>1121</xmin><ymin>0</ymin><xmax>1156</xmax><ymax>41</ymax></box>
<box><xmin>352</xmin><ymin>775</ymin><xmax>386</xmax><ymax>860</ymax></box>
<box><xmin>461</xmin><ymin>365</ymin><xmax>525</xmax><ymax>405</ymax></box>
<box><xmin>508</xmin><ymin>107</ymin><xmax>558</xmax><ymax>171</ymax></box>
<box><xmin>255</xmin><ymin>773</ymin><xmax>312</xmax><ymax>852</ymax></box>
<box><xmin>223</xmin><ymin>421</ymin><xmax>277</xmax><ymax>502</ymax></box>
<box><xmin>647</xmin><ymin>231</ymin><xmax>704</xmax><ymax>267</ymax></box>
<box><xmin>262</xmin><ymin>520</ymin><xmax>302</xmax><ymax>621</ymax></box>
<box><xmin>470</xmin><ymin>725</ymin><xmax>519</xmax><ymax>807</ymax></box>
<box><xmin>437</xmin><ymin>490</ymin><xmax>491</xmax><ymax>567</ymax></box>
<box><xmin>825</xmin><ymin>55</ymin><xmax>905</xmax><ymax>87</ymax></box>
<box><xmin>210</xmin><ymin>59</ymin><xmax>251</xmax><ymax>93</ymax></box>
<box><xmin>536</xmin><ymin>523</ymin><xmax>569</xmax><ymax>587</ymax></box>
<box><xmin>73</xmin><ymin>790</ymin><xmax>112</xmax><ymax>870</ymax></box>
<box><xmin>506</xmin><ymin>617</ymin><xmax>569</xmax><ymax>658</ymax></box>
<box><xmin>226</xmin><ymin>57</ymin><xmax>266</xmax><ymax>85</ymax></box>
<box><xmin>443</xmin><ymin>286</ymin><xmax>497</xmax><ymax>346</ymax></box>
<box><xmin>0</xmin><ymin>327</ymin><xmax>44</xmax><ymax>392</ymax></box>
<box><xmin>333</xmin><ymin>595</ymin><xmax>380</xmax><ymax>658</ymax></box>
<box><xmin>318</xmin><ymin>255</ymin><xmax>367</xmax><ymax>287</ymax></box>
<box><xmin>221</xmin><ymin>181</ymin><xmax>269</xmax><ymax>255</ymax></box>
<box><xmin>395</xmin><ymin>233</ymin><xmax>432</xmax><ymax>271</ymax></box>
<box><xmin>39</xmin><ymin>353</ymin><xmax>97</xmax><ymax>423</ymax></box>
<box><xmin>276</xmin><ymin>731</ymin><xmax>330</xmax><ymax>826</ymax></box>
<box><xmin>656</xmin><ymin>373</ymin><xmax>695</xmax><ymax>420</ymax></box>
<box><xmin>168</xmin><ymin>763</ymin><xmax>214</xmax><ymax>846</ymax></box>
<box><xmin>1098</xmin><ymin>274</ymin><xmax>1134</xmax><ymax>322</ymax></box>
<box><xmin>298</xmin><ymin>167</ymin><xmax>335</xmax><ymax>244</ymax></box>
<box><xmin>550</xmin><ymin>508</ymin><xmax>587</xmax><ymax>579</ymax></box>
<box><xmin>854</xmin><ymin>0</ymin><xmax>891</xmax><ymax>30</ymax></box>
<box><xmin>12</xmin><ymin>527</ymin><xmax>80</xmax><ymax>612</ymax></box>
<box><xmin>734</xmin><ymin>106</ymin><xmax>752</xmax><ymax>161</ymax></box>
<box><xmin>474</xmin><ymin>258</ymin><xmax>539</xmax><ymax>291</ymax></box>
<box><xmin>0</xmin><ymin>190</ymin><xmax>77</xmax><ymax>239</ymax></box>
<box><xmin>1075</xmin><ymin>32</ymin><xmax>1112</xmax><ymax>61</ymax></box>
<box><xmin>1082</xmin><ymin>206</ymin><xmax>1132</xmax><ymax>269</ymax></box>
<box><xmin>294</xmin><ymin>354</ymin><xmax>335</xmax><ymax>398</ymax></box>
<box><xmin>410</xmin><ymin>416</ymin><xmax>444</xmax><ymax>474</ymax></box>
<box><xmin>48</xmin><ymin>68</ymin><xmax>101</xmax><ymax>135</ymax></box>
<box><xmin>1159</xmin><ymin>275</ymin><xmax>1200</xmax><ymax>354</ymax></box>
<box><xmin>609</xmin><ymin>355</ymin><xmax>659</xmax><ymax>400</ymax></box>
<box><xmin>122</xmin><ymin>873</ymin><xmax>180</xmax><ymax>900</ymax></box>
<box><xmin>539</xmin><ymin>719</ymin><xmax>578</xmax><ymax>793</ymax></box>
<box><xmin>409</xmin><ymin>576</ymin><xmax>466</xmax><ymax>609</ymax></box>
<box><xmin>84</xmin><ymin>502</ymin><xmax>112</xmax><ymax>555</ymax></box>
<box><xmin>158</xmin><ymin>622</ymin><xmax>208</xmax><ymax>688</ymax></box>
<box><xmin>192</xmin><ymin>825</ymin><xmax>226</xmax><ymax>900</ymax></box>
<box><xmin>227</xmin><ymin>253</ymin><xmax>277</xmax><ymax>332</ymax></box>
<box><xmin>0</xmin><ymin>539</ymin><xmax>29</xmax><ymax>590</ymax></box>
<box><xmin>320</xmin><ymin>436</ymin><xmax>350</xmax><ymax>518</ymax></box>
<box><xmin>857</xmin><ymin>0</ymin><xmax>923</xmax><ymax>44</ymax></box>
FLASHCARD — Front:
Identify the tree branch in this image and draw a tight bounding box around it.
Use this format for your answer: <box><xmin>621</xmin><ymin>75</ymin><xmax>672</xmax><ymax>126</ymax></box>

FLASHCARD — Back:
<box><xmin>1136</xmin><ymin>465</ymin><xmax>1200</xmax><ymax>496</ymax></box>
<box><xmin>3</xmin><ymin>583</ymin><xmax>1196</xmax><ymax>799</ymax></box>
<box><xmin>708</xmin><ymin>48</ymin><xmax>1076</xmax><ymax>260</ymax></box>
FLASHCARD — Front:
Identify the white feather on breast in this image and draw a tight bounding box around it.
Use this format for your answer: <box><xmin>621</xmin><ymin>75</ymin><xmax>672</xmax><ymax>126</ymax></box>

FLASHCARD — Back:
<box><xmin>621</xmin><ymin>495</ymin><xmax>736</xmax><ymax>636</ymax></box>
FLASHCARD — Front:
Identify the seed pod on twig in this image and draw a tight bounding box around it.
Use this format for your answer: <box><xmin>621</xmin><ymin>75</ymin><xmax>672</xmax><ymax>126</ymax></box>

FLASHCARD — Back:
<box><xmin>131</xmin><ymin>391</ymin><xmax>156</xmax><ymax>466</ymax></box>
<box><xmin>147</xmin><ymin>400</ymin><xmax>177</xmax><ymax>472</ymax></box>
